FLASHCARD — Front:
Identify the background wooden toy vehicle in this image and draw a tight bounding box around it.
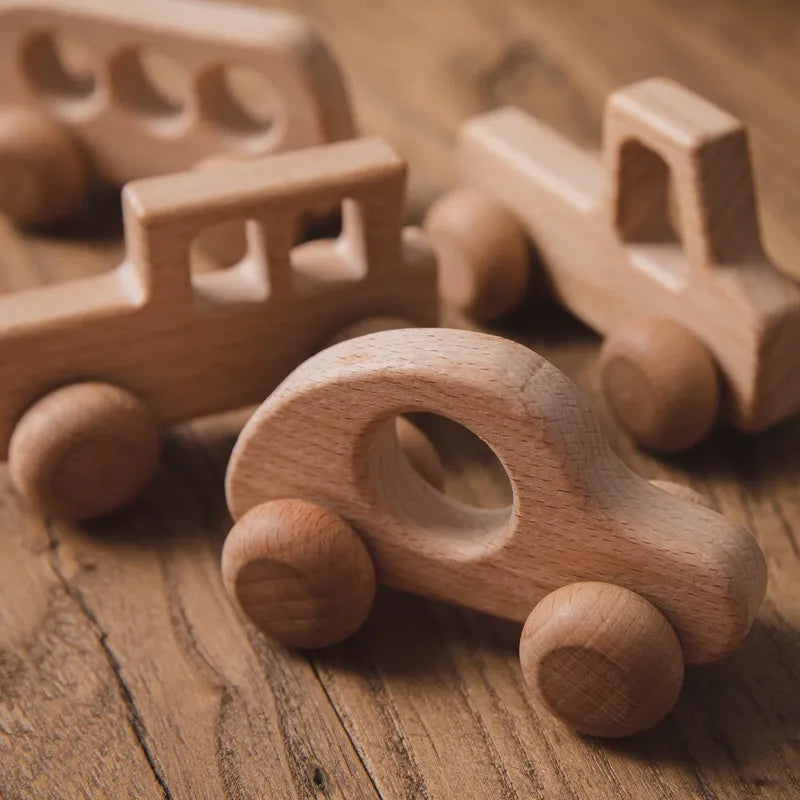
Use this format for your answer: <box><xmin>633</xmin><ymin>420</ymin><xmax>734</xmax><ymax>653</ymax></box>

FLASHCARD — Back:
<box><xmin>425</xmin><ymin>78</ymin><xmax>800</xmax><ymax>453</ymax></box>
<box><xmin>222</xmin><ymin>327</ymin><xmax>766</xmax><ymax>738</ymax></box>
<box><xmin>0</xmin><ymin>0</ymin><xmax>355</xmax><ymax>225</ymax></box>
<box><xmin>0</xmin><ymin>137</ymin><xmax>438</xmax><ymax>520</ymax></box>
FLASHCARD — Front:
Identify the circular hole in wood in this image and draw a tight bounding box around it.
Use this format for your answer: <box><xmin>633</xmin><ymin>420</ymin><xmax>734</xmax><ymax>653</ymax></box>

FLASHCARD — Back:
<box><xmin>404</xmin><ymin>414</ymin><xmax>513</xmax><ymax>509</ymax></box>
<box><xmin>198</xmin><ymin>64</ymin><xmax>282</xmax><ymax>140</ymax></box>
<box><xmin>109</xmin><ymin>47</ymin><xmax>191</xmax><ymax>123</ymax></box>
<box><xmin>365</xmin><ymin>414</ymin><xmax>514</xmax><ymax>553</ymax></box>
<box><xmin>21</xmin><ymin>31</ymin><xmax>98</xmax><ymax>102</ymax></box>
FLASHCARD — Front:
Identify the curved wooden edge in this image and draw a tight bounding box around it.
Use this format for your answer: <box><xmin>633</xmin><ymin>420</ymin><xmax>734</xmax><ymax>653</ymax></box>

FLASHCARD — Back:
<box><xmin>225</xmin><ymin>328</ymin><xmax>767</xmax><ymax>665</ymax></box>
<box><xmin>0</xmin><ymin>0</ymin><xmax>355</xmax><ymax>181</ymax></box>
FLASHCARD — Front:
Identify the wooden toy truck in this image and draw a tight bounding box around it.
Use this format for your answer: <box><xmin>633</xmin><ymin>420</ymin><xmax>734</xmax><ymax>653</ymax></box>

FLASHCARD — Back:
<box><xmin>0</xmin><ymin>0</ymin><xmax>355</xmax><ymax>224</ymax></box>
<box><xmin>222</xmin><ymin>327</ymin><xmax>766</xmax><ymax>738</ymax></box>
<box><xmin>425</xmin><ymin>78</ymin><xmax>800</xmax><ymax>453</ymax></box>
<box><xmin>0</xmin><ymin>138</ymin><xmax>438</xmax><ymax>520</ymax></box>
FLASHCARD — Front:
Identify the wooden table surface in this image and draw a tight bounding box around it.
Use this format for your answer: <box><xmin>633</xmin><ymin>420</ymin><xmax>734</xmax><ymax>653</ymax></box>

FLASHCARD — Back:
<box><xmin>2</xmin><ymin>1</ymin><xmax>800</xmax><ymax>798</ymax></box>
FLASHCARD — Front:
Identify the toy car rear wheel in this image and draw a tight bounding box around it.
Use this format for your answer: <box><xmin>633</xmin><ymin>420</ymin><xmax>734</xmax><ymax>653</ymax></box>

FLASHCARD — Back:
<box><xmin>8</xmin><ymin>382</ymin><xmax>160</xmax><ymax>520</ymax></box>
<box><xmin>519</xmin><ymin>582</ymin><xmax>684</xmax><ymax>737</ymax></box>
<box><xmin>424</xmin><ymin>188</ymin><xmax>529</xmax><ymax>320</ymax></box>
<box><xmin>599</xmin><ymin>316</ymin><xmax>720</xmax><ymax>453</ymax></box>
<box><xmin>0</xmin><ymin>107</ymin><xmax>87</xmax><ymax>225</ymax></box>
<box><xmin>222</xmin><ymin>498</ymin><xmax>376</xmax><ymax>648</ymax></box>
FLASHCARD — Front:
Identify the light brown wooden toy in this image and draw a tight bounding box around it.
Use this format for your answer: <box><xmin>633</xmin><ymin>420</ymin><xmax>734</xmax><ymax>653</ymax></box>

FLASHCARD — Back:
<box><xmin>0</xmin><ymin>137</ymin><xmax>438</xmax><ymax>520</ymax></box>
<box><xmin>0</xmin><ymin>0</ymin><xmax>355</xmax><ymax>224</ymax></box>
<box><xmin>425</xmin><ymin>78</ymin><xmax>800</xmax><ymax>453</ymax></box>
<box><xmin>223</xmin><ymin>327</ymin><xmax>766</xmax><ymax>738</ymax></box>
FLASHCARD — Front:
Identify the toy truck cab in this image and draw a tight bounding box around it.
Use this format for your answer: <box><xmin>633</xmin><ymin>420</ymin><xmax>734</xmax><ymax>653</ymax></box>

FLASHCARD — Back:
<box><xmin>222</xmin><ymin>327</ymin><xmax>766</xmax><ymax>738</ymax></box>
<box><xmin>426</xmin><ymin>78</ymin><xmax>800</xmax><ymax>452</ymax></box>
<box><xmin>0</xmin><ymin>0</ymin><xmax>354</xmax><ymax>223</ymax></box>
<box><xmin>0</xmin><ymin>138</ymin><xmax>437</xmax><ymax>520</ymax></box>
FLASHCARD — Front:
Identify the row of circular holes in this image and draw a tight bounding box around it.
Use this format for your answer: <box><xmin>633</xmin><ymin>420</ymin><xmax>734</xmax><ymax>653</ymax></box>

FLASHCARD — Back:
<box><xmin>21</xmin><ymin>32</ymin><xmax>279</xmax><ymax>138</ymax></box>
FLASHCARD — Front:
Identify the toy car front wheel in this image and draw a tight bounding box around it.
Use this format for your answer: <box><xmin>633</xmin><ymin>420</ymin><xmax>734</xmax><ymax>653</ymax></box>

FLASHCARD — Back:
<box><xmin>599</xmin><ymin>316</ymin><xmax>720</xmax><ymax>453</ymax></box>
<box><xmin>424</xmin><ymin>188</ymin><xmax>529</xmax><ymax>320</ymax></box>
<box><xmin>519</xmin><ymin>582</ymin><xmax>684</xmax><ymax>737</ymax></box>
<box><xmin>221</xmin><ymin>499</ymin><xmax>376</xmax><ymax>648</ymax></box>
<box><xmin>8</xmin><ymin>382</ymin><xmax>160</xmax><ymax>520</ymax></box>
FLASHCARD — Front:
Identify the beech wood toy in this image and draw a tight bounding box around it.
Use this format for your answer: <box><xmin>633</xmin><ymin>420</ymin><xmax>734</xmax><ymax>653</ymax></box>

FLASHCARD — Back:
<box><xmin>0</xmin><ymin>0</ymin><xmax>354</xmax><ymax>225</ymax></box>
<box><xmin>222</xmin><ymin>327</ymin><xmax>766</xmax><ymax>738</ymax></box>
<box><xmin>0</xmin><ymin>138</ymin><xmax>438</xmax><ymax>520</ymax></box>
<box><xmin>425</xmin><ymin>78</ymin><xmax>800</xmax><ymax>453</ymax></box>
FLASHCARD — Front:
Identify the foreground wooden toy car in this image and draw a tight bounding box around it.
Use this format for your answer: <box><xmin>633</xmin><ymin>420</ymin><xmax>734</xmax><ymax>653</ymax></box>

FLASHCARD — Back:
<box><xmin>222</xmin><ymin>328</ymin><xmax>766</xmax><ymax>738</ymax></box>
<box><xmin>425</xmin><ymin>78</ymin><xmax>800</xmax><ymax>453</ymax></box>
<box><xmin>0</xmin><ymin>138</ymin><xmax>437</xmax><ymax>520</ymax></box>
<box><xmin>0</xmin><ymin>0</ymin><xmax>354</xmax><ymax>225</ymax></box>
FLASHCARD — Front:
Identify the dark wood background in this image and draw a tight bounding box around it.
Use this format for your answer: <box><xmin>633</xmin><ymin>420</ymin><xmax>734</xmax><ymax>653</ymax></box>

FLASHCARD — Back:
<box><xmin>1</xmin><ymin>1</ymin><xmax>799</xmax><ymax>797</ymax></box>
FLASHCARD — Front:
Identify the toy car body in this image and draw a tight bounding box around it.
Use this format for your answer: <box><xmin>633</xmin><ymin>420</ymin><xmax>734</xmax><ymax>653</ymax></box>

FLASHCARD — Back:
<box><xmin>426</xmin><ymin>78</ymin><xmax>800</xmax><ymax>452</ymax></box>
<box><xmin>1</xmin><ymin>138</ymin><xmax>437</xmax><ymax>519</ymax></box>
<box><xmin>223</xmin><ymin>327</ymin><xmax>766</xmax><ymax>737</ymax></box>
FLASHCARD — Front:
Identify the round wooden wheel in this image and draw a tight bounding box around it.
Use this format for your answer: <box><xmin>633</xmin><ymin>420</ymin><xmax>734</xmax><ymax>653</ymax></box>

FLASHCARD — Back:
<box><xmin>0</xmin><ymin>107</ymin><xmax>86</xmax><ymax>225</ymax></box>
<box><xmin>8</xmin><ymin>382</ymin><xmax>160</xmax><ymax>521</ymax></box>
<box><xmin>519</xmin><ymin>582</ymin><xmax>684</xmax><ymax>738</ymax></box>
<box><xmin>599</xmin><ymin>316</ymin><xmax>720</xmax><ymax>453</ymax></box>
<box><xmin>424</xmin><ymin>188</ymin><xmax>529</xmax><ymax>320</ymax></box>
<box><xmin>330</xmin><ymin>316</ymin><xmax>446</xmax><ymax>491</ymax></box>
<box><xmin>222</xmin><ymin>499</ymin><xmax>376</xmax><ymax>648</ymax></box>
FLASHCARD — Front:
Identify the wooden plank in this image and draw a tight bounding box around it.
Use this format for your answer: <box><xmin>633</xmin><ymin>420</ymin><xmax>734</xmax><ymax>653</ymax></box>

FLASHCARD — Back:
<box><xmin>41</xmin><ymin>413</ymin><xmax>380</xmax><ymax>799</ymax></box>
<box><xmin>0</xmin><ymin>483</ymin><xmax>167</xmax><ymax>799</ymax></box>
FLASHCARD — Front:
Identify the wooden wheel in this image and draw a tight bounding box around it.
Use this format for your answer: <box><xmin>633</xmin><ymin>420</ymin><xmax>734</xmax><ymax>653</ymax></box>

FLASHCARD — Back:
<box><xmin>330</xmin><ymin>315</ymin><xmax>446</xmax><ymax>491</ymax></box>
<box><xmin>519</xmin><ymin>582</ymin><xmax>684</xmax><ymax>738</ymax></box>
<box><xmin>8</xmin><ymin>382</ymin><xmax>160</xmax><ymax>520</ymax></box>
<box><xmin>0</xmin><ymin>107</ymin><xmax>86</xmax><ymax>225</ymax></box>
<box><xmin>221</xmin><ymin>499</ymin><xmax>376</xmax><ymax>648</ymax></box>
<box><xmin>424</xmin><ymin>188</ymin><xmax>529</xmax><ymax>320</ymax></box>
<box><xmin>599</xmin><ymin>316</ymin><xmax>720</xmax><ymax>453</ymax></box>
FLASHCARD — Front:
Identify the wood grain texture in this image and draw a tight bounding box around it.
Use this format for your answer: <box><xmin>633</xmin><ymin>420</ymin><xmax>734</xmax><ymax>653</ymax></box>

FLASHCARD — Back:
<box><xmin>2</xmin><ymin>0</ymin><xmax>800</xmax><ymax>796</ymax></box>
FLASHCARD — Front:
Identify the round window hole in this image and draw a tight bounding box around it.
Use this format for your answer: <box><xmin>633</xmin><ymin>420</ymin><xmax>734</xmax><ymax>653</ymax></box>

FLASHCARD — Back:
<box><xmin>199</xmin><ymin>64</ymin><xmax>281</xmax><ymax>138</ymax></box>
<box><xmin>401</xmin><ymin>413</ymin><xmax>513</xmax><ymax>510</ymax></box>
<box><xmin>109</xmin><ymin>48</ymin><xmax>191</xmax><ymax>122</ymax></box>
<box><xmin>21</xmin><ymin>32</ymin><xmax>97</xmax><ymax>102</ymax></box>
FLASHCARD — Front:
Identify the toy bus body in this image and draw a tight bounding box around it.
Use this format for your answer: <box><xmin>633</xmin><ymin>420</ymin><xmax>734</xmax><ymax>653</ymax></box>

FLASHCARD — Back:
<box><xmin>0</xmin><ymin>0</ymin><xmax>355</xmax><ymax>184</ymax></box>
<box><xmin>457</xmin><ymin>79</ymin><xmax>800</xmax><ymax>432</ymax></box>
<box><xmin>0</xmin><ymin>138</ymin><xmax>437</xmax><ymax>456</ymax></box>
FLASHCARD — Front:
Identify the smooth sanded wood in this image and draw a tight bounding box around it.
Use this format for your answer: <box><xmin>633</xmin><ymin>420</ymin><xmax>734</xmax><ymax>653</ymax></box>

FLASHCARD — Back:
<box><xmin>227</xmin><ymin>328</ymin><xmax>765</xmax><ymax>667</ymax></box>
<box><xmin>0</xmin><ymin>0</ymin><xmax>355</xmax><ymax>191</ymax></box>
<box><xmin>446</xmin><ymin>79</ymin><xmax>800</xmax><ymax>437</ymax></box>
<box><xmin>0</xmin><ymin>135</ymin><xmax>437</xmax><ymax>464</ymax></box>
<box><xmin>2</xmin><ymin>0</ymin><xmax>800</xmax><ymax>796</ymax></box>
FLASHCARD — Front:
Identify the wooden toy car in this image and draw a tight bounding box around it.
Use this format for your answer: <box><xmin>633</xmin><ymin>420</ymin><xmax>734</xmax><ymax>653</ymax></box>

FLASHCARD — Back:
<box><xmin>0</xmin><ymin>0</ymin><xmax>355</xmax><ymax>225</ymax></box>
<box><xmin>425</xmin><ymin>78</ymin><xmax>800</xmax><ymax>453</ymax></box>
<box><xmin>0</xmin><ymin>138</ymin><xmax>438</xmax><ymax>520</ymax></box>
<box><xmin>222</xmin><ymin>327</ymin><xmax>766</xmax><ymax>738</ymax></box>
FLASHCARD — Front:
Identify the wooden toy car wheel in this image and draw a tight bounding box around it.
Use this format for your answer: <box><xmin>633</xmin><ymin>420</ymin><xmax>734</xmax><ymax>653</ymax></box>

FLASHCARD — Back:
<box><xmin>221</xmin><ymin>498</ymin><xmax>376</xmax><ymax>648</ymax></box>
<box><xmin>519</xmin><ymin>582</ymin><xmax>685</xmax><ymax>737</ymax></box>
<box><xmin>599</xmin><ymin>316</ymin><xmax>721</xmax><ymax>453</ymax></box>
<box><xmin>424</xmin><ymin>188</ymin><xmax>530</xmax><ymax>320</ymax></box>
<box><xmin>8</xmin><ymin>382</ymin><xmax>160</xmax><ymax>520</ymax></box>
<box><xmin>0</xmin><ymin>107</ymin><xmax>87</xmax><ymax>225</ymax></box>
